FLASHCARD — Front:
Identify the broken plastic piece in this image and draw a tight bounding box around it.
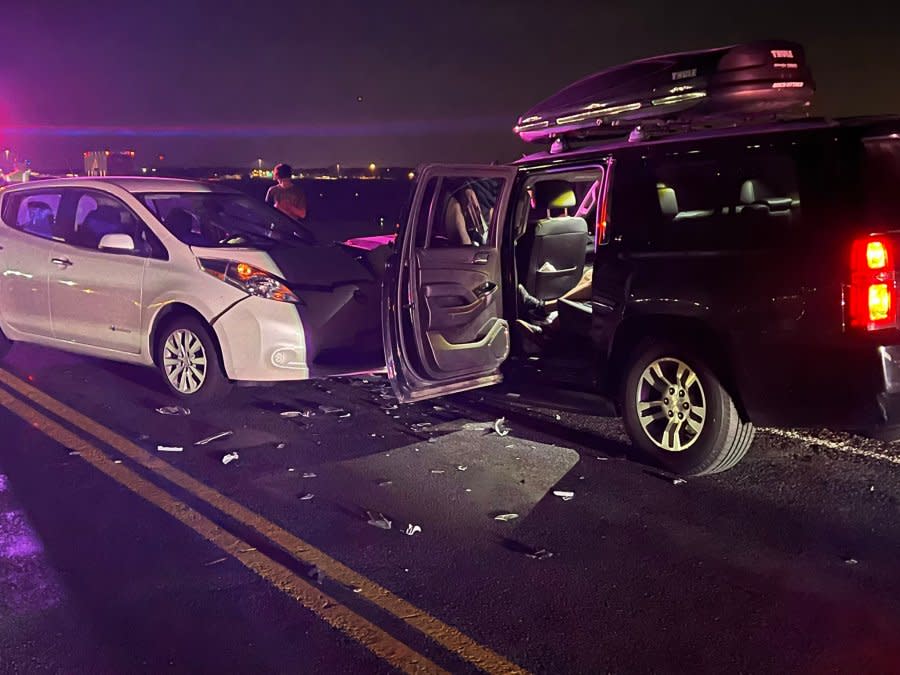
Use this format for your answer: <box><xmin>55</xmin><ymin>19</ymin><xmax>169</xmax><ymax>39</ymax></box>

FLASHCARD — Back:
<box><xmin>553</xmin><ymin>490</ymin><xmax>575</xmax><ymax>501</ymax></box>
<box><xmin>222</xmin><ymin>452</ymin><xmax>239</xmax><ymax>465</ymax></box>
<box><xmin>457</xmin><ymin>465</ymin><xmax>468</xmax><ymax>471</ymax></box>
<box><xmin>527</xmin><ymin>548</ymin><xmax>554</xmax><ymax>560</ymax></box>
<box><xmin>299</xmin><ymin>493</ymin><xmax>315</xmax><ymax>501</ymax></box>
<box><xmin>494</xmin><ymin>513</ymin><xmax>519</xmax><ymax>522</ymax></box>
<box><xmin>493</xmin><ymin>417</ymin><xmax>510</xmax><ymax>436</ymax></box>
<box><xmin>366</xmin><ymin>511</ymin><xmax>392</xmax><ymax>530</ymax></box>
<box><xmin>302</xmin><ymin>472</ymin><xmax>317</xmax><ymax>479</ymax></box>
<box><xmin>319</xmin><ymin>405</ymin><xmax>346</xmax><ymax>414</ymax></box>
<box><xmin>156</xmin><ymin>406</ymin><xmax>190</xmax><ymax>416</ymax></box>
<box><xmin>404</xmin><ymin>524</ymin><xmax>422</xmax><ymax>536</ymax></box>
<box><xmin>844</xmin><ymin>558</ymin><xmax>859</xmax><ymax>565</ymax></box>
<box><xmin>157</xmin><ymin>445</ymin><xmax>183</xmax><ymax>453</ymax></box>
<box><xmin>430</xmin><ymin>469</ymin><xmax>445</xmax><ymax>474</ymax></box>
<box><xmin>194</xmin><ymin>430</ymin><xmax>233</xmax><ymax>446</ymax></box>
<box><xmin>377</xmin><ymin>480</ymin><xmax>393</xmax><ymax>487</ymax></box>
<box><xmin>276</xmin><ymin>442</ymin><xmax>287</xmax><ymax>449</ymax></box>
<box><xmin>204</xmin><ymin>557</ymin><xmax>228</xmax><ymax>566</ymax></box>
<box><xmin>672</xmin><ymin>478</ymin><xmax>687</xmax><ymax>485</ymax></box>
<box><xmin>506</xmin><ymin>392</ymin><xmax>522</xmax><ymax>398</ymax></box>
<box><xmin>280</xmin><ymin>409</ymin><xmax>315</xmax><ymax>418</ymax></box>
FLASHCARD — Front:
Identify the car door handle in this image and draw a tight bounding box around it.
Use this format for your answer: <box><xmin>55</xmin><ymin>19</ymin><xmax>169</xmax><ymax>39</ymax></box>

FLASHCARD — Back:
<box><xmin>51</xmin><ymin>257</ymin><xmax>73</xmax><ymax>268</ymax></box>
<box><xmin>472</xmin><ymin>251</ymin><xmax>490</xmax><ymax>265</ymax></box>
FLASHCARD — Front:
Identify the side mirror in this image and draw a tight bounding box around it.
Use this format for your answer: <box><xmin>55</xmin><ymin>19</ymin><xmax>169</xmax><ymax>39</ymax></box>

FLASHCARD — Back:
<box><xmin>98</xmin><ymin>233</ymin><xmax>136</xmax><ymax>253</ymax></box>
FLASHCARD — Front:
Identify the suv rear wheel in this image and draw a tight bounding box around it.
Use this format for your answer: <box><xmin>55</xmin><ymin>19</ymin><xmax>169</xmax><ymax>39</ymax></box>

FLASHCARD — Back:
<box><xmin>156</xmin><ymin>316</ymin><xmax>232</xmax><ymax>404</ymax></box>
<box><xmin>621</xmin><ymin>340</ymin><xmax>754</xmax><ymax>475</ymax></box>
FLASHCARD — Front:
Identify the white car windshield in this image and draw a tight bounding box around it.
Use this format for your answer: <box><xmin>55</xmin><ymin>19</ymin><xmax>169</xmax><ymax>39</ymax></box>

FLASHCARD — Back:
<box><xmin>139</xmin><ymin>192</ymin><xmax>315</xmax><ymax>247</ymax></box>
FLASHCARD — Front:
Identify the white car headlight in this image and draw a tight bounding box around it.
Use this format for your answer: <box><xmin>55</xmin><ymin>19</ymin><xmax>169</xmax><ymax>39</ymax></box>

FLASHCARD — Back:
<box><xmin>199</xmin><ymin>258</ymin><xmax>300</xmax><ymax>303</ymax></box>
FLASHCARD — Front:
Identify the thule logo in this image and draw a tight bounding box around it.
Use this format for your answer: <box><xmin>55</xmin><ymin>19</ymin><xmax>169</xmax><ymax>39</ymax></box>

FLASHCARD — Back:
<box><xmin>672</xmin><ymin>68</ymin><xmax>697</xmax><ymax>81</ymax></box>
<box><xmin>771</xmin><ymin>49</ymin><xmax>795</xmax><ymax>59</ymax></box>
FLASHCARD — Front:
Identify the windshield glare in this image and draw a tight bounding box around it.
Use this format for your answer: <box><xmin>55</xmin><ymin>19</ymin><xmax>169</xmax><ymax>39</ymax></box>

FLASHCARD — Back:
<box><xmin>139</xmin><ymin>192</ymin><xmax>314</xmax><ymax>247</ymax></box>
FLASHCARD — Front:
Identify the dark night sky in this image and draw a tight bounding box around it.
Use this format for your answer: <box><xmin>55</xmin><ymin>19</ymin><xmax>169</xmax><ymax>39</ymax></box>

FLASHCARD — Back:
<box><xmin>1</xmin><ymin>0</ymin><xmax>899</xmax><ymax>169</ymax></box>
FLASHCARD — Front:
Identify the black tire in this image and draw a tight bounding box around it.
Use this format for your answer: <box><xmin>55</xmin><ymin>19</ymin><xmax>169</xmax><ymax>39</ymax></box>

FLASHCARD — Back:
<box><xmin>155</xmin><ymin>315</ymin><xmax>232</xmax><ymax>404</ymax></box>
<box><xmin>620</xmin><ymin>339</ymin><xmax>754</xmax><ymax>476</ymax></box>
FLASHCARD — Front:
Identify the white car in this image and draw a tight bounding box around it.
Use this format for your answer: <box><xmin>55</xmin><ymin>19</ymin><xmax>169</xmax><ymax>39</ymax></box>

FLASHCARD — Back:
<box><xmin>0</xmin><ymin>177</ymin><xmax>387</xmax><ymax>401</ymax></box>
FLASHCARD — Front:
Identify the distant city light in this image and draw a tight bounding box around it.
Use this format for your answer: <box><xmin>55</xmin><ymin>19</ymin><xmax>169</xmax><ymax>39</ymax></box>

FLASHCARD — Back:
<box><xmin>408</xmin><ymin>171</ymin><xmax>415</xmax><ymax>180</ymax></box>
<box><xmin>369</xmin><ymin>163</ymin><xmax>376</xmax><ymax>172</ymax></box>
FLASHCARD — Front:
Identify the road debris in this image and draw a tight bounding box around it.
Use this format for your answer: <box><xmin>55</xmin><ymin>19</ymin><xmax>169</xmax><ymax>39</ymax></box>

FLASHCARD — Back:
<box><xmin>280</xmin><ymin>410</ymin><xmax>315</xmax><ymax>418</ymax></box>
<box><xmin>404</xmin><ymin>524</ymin><xmax>422</xmax><ymax>536</ymax></box>
<box><xmin>377</xmin><ymin>480</ymin><xmax>393</xmax><ymax>487</ymax></box>
<box><xmin>319</xmin><ymin>405</ymin><xmax>347</xmax><ymax>414</ymax></box>
<box><xmin>527</xmin><ymin>548</ymin><xmax>554</xmax><ymax>560</ymax></box>
<box><xmin>493</xmin><ymin>417</ymin><xmax>510</xmax><ymax>436</ymax></box>
<box><xmin>157</xmin><ymin>445</ymin><xmax>183</xmax><ymax>453</ymax></box>
<box><xmin>506</xmin><ymin>392</ymin><xmax>521</xmax><ymax>398</ymax></box>
<box><xmin>844</xmin><ymin>558</ymin><xmax>859</xmax><ymax>565</ymax></box>
<box><xmin>430</xmin><ymin>469</ymin><xmax>445</xmax><ymax>474</ymax></box>
<box><xmin>204</xmin><ymin>557</ymin><xmax>228</xmax><ymax>566</ymax></box>
<box><xmin>156</xmin><ymin>406</ymin><xmax>190</xmax><ymax>416</ymax></box>
<box><xmin>302</xmin><ymin>472</ymin><xmax>317</xmax><ymax>479</ymax></box>
<box><xmin>494</xmin><ymin>513</ymin><xmax>519</xmax><ymax>522</ymax></box>
<box><xmin>410</xmin><ymin>422</ymin><xmax>433</xmax><ymax>431</ymax></box>
<box><xmin>308</xmin><ymin>565</ymin><xmax>325</xmax><ymax>584</ymax></box>
<box><xmin>299</xmin><ymin>493</ymin><xmax>315</xmax><ymax>501</ymax></box>
<box><xmin>275</xmin><ymin>442</ymin><xmax>287</xmax><ymax>449</ymax></box>
<box><xmin>221</xmin><ymin>452</ymin><xmax>239</xmax><ymax>465</ymax></box>
<box><xmin>457</xmin><ymin>465</ymin><xmax>468</xmax><ymax>471</ymax></box>
<box><xmin>366</xmin><ymin>511</ymin><xmax>392</xmax><ymax>530</ymax></box>
<box><xmin>553</xmin><ymin>490</ymin><xmax>575</xmax><ymax>501</ymax></box>
<box><xmin>194</xmin><ymin>430</ymin><xmax>234</xmax><ymax>446</ymax></box>
<box><xmin>672</xmin><ymin>478</ymin><xmax>687</xmax><ymax>485</ymax></box>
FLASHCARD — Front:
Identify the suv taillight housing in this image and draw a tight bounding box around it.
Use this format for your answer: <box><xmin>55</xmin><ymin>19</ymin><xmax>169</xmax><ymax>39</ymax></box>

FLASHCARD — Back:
<box><xmin>849</xmin><ymin>237</ymin><xmax>896</xmax><ymax>330</ymax></box>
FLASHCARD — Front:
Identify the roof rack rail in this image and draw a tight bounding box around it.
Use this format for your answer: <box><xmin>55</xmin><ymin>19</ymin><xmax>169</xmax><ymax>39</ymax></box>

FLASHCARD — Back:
<box><xmin>516</xmin><ymin>40</ymin><xmax>815</xmax><ymax>145</ymax></box>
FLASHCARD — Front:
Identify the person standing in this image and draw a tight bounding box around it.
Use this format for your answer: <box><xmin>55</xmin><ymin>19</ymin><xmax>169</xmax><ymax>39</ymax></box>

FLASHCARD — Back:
<box><xmin>265</xmin><ymin>163</ymin><xmax>307</xmax><ymax>220</ymax></box>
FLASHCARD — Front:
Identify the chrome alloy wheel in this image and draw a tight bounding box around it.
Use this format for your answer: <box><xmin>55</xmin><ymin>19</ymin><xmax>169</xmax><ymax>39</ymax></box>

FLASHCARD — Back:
<box><xmin>635</xmin><ymin>357</ymin><xmax>706</xmax><ymax>452</ymax></box>
<box><xmin>163</xmin><ymin>329</ymin><xmax>208</xmax><ymax>394</ymax></box>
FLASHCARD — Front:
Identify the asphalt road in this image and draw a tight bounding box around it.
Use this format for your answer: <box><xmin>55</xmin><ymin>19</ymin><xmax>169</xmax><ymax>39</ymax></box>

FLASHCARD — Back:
<box><xmin>1</xmin><ymin>343</ymin><xmax>900</xmax><ymax>674</ymax></box>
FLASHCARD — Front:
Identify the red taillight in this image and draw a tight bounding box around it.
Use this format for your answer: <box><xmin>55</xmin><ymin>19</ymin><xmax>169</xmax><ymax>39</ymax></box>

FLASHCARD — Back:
<box><xmin>849</xmin><ymin>237</ymin><xmax>896</xmax><ymax>330</ymax></box>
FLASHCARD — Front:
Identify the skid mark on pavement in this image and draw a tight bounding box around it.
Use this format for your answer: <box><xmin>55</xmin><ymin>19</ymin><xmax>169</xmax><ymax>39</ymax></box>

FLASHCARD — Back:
<box><xmin>0</xmin><ymin>369</ymin><xmax>527</xmax><ymax>675</ymax></box>
<box><xmin>762</xmin><ymin>428</ymin><xmax>900</xmax><ymax>467</ymax></box>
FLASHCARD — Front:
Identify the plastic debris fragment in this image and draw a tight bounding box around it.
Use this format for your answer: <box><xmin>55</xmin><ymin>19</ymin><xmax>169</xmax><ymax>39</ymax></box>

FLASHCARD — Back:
<box><xmin>457</xmin><ymin>465</ymin><xmax>468</xmax><ymax>471</ymax></box>
<box><xmin>493</xmin><ymin>417</ymin><xmax>510</xmax><ymax>436</ymax></box>
<box><xmin>194</xmin><ymin>430</ymin><xmax>233</xmax><ymax>446</ymax></box>
<box><xmin>366</xmin><ymin>511</ymin><xmax>392</xmax><ymax>530</ymax></box>
<box><xmin>302</xmin><ymin>472</ymin><xmax>317</xmax><ymax>479</ymax></box>
<box><xmin>404</xmin><ymin>524</ymin><xmax>422</xmax><ymax>536</ymax></box>
<box><xmin>299</xmin><ymin>493</ymin><xmax>315</xmax><ymax>501</ymax></box>
<box><xmin>553</xmin><ymin>490</ymin><xmax>575</xmax><ymax>501</ymax></box>
<box><xmin>430</xmin><ymin>469</ymin><xmax>445</xmax><ymax>474</ymax></box>
<box><xmin>494</xmin><ymin>513</ymin><xmax>519</xmax><ymax>522</ymax></box>
<box><xmin>221</xmin><ymin>452</ymin><xmax>239</xmax><ymax>465</ymax></box>
<box><xmin>844</xmin><ymin>558</ymin><xmax>859</xmax><ymax>565</ymax></box>
<box><xmin>527</xmin><ymin>548</ymin><xmax>554</xmax><ymax>560</ymax></box>
<box><xmin>672</xmin><ymin>478</ymin><xmax>687</xmax><ymax>485</ymax></box>
<box><xmin>157</xmin><ymin>445</ymin><xmax>183</xmax><ymax>453</ymax></box>
<box><xmin>156</xmin><ymin>406</ymin><xmax>190</xmax><ymax>416</ymax></box>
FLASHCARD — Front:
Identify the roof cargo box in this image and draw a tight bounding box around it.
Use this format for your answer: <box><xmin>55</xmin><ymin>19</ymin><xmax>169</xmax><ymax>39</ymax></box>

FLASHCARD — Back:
<box><xmin>515</xmin><ymin>40</ymin><xmax>815</xmax><ymax>143</ymax></box>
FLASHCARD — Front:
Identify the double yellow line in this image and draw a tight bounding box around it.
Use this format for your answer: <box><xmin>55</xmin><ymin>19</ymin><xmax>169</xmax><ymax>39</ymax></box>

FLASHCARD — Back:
<box><xmin>0</xmin><ymin>369</ymin><xmax>526</xmax><ymax>675</ymax></box>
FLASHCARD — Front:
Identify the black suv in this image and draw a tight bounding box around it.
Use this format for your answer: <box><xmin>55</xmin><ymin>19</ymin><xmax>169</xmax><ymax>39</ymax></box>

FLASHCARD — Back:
<box><xmin>381</xmin><ymin>42</ymin><xmax>900</xmax><ymax>476</ymax></box>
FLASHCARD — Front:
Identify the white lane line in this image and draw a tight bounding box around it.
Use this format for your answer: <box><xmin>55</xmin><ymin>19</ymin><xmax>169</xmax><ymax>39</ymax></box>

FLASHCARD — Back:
<box><xmin>762</xmin><ymin>428</ymin><xmax>900</xmax><ymax>466</ymax></box>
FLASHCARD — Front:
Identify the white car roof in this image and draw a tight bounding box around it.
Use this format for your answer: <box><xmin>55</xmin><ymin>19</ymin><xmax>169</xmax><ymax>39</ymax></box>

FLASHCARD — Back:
<box><xmin>1</xmin><ymin>176</ymin><xmax>233</xmax><ymax>195</ymax></box>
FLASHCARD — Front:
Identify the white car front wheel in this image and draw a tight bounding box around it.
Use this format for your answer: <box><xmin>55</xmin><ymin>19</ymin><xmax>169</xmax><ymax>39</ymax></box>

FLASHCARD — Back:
<box><xmin>157</xmin><ymin>316</ymin><xmax>231</xmax><ymax>403</ymax></box>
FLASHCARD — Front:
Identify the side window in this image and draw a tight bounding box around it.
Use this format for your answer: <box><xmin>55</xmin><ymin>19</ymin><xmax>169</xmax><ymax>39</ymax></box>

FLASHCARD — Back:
<box><xmin>422</xmin><ymin>176</ymin><xmax>503</xmax><ymax>249</ymax></box>
<box><xmin>641</xmin><ymin>144</ymin><xmax>803</xmax><ymax>250</ymax></box>
<box><xmin>2</xmin><ymin>191</ymin><xmax>66</xmax><ymax>241</ymax></box>
<box><xmin>71</xmin><ymin>191</ymin><xmax>146</xmax><ymax>254</ymax></box>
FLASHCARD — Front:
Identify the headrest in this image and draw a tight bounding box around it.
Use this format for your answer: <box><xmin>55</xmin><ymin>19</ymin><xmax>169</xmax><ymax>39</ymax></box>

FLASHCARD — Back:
<box><xmin>740</xmin><ymin>179</ymin><xmax>771</xmax><ymax>205</ymax></box>
<box><xmin>533</xmin><ymin>180</ymin><xmax>576</xmax><ymax>211</ymax></box>
<box><xmin>85</xmin><ymin>205</ymin><xmax>123</xmax><ymax>224</ymax></box>
<box><xmin>27</xmin><ymin>200</ymin><xmax>52</xmax><ymax>212</ymax></box>
<box><xmin>657</xmin><ymin>186</ymin><xmax>679</xmax><ymax>217</ymax></box>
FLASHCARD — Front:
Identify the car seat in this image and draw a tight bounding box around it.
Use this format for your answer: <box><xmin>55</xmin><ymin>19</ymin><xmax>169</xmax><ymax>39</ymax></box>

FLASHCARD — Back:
<box><xmin>517</xmin><ymin>180</ymin><xmax>588</xmax><ymax>301</ymax></box>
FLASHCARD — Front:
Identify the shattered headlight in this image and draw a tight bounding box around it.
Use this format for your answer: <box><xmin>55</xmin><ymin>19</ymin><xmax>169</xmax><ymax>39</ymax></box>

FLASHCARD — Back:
<box><xmin>199</xmin><ymin>259</ymin><xmax>300</xmax><ymax>303</ymax></box>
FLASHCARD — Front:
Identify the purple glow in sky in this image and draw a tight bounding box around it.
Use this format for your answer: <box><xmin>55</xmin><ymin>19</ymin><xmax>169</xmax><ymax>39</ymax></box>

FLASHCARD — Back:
<box><xmin>2</xmin><ymin>0</ymin><xmax>899</xmax><ymax>168</ymax></box>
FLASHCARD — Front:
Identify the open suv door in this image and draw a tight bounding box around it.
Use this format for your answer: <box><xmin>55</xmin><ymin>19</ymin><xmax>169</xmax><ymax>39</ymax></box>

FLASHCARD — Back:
<box><xmin>383</xmin><ymin>164</ymin><xmax>518</xmax><ymax>402</ymax></box>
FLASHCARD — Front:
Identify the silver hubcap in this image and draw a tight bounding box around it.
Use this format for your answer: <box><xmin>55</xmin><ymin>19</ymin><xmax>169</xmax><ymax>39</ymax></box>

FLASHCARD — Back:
<box><xmin>163</xmin><ymin>329</ymin><xmax>207</xmax><ymax>394</ymax></box>
<box><xmin>635</xmin><ymin>357</ymin><xmax>706</xmax><ymax>452</ymax></box>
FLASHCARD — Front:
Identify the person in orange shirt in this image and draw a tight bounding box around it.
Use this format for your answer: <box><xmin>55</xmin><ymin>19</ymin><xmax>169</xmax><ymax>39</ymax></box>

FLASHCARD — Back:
<box><xmin>265</xmin><ymin>163</ymin><xmax>307</xmax><ymax>220</ymax></box>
